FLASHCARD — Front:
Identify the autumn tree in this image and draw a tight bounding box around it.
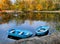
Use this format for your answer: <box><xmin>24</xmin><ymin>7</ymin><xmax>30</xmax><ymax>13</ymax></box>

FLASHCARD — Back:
<box><xmin>14</xmin><ymin>0</ymin><xmax>26</xmax><ymax>11</ymax></box>
<box><xmin>0</xmin><ymin>0</ymin><xmax>12</xmax><ymax>10</ymax></box>
<box><xmin>14</xmin><ymin>0</ymin><xmax>60</xmax><ymax>11</ymax></box>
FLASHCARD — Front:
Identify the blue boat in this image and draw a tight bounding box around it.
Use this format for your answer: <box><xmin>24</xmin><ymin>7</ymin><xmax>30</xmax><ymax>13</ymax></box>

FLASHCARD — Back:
<box><xmin>8</xmin><ymin>28</ymin><xmax>33</xmax><ymax>39</ymax></box>
<box><xmin>36</xmin><ymin>26</ymin><xmax>50</xmax><ymax>36</ymax></box>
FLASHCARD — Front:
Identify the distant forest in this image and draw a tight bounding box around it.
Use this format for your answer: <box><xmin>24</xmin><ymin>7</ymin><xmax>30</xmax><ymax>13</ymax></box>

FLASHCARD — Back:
<box><xmin>0</xmin><ymin>0</ymin><xmax>60</xmax><ymax>11</ymax></box>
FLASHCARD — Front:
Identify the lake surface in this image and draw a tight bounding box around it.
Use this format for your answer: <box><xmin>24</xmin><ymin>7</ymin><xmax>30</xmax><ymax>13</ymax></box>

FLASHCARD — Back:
<box><xmin>0</xmin><ymin>13</ymin><xmax>59</xmax><ymax>44</ymax></box>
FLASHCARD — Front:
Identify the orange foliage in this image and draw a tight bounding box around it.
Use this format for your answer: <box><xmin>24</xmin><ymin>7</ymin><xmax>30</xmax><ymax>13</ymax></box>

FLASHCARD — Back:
<box><xmin>0</xmin><ymin>4</ymin><xmax>3</xmax><ymax>9</ymax></box>
<box><xmin>0</xmin><ymin>0</ymin><xmax>12</xmax><ymax>10</ymax></box>
<box><xmin>2</xmin><ymin>0</ymin><xmax>6</xmax><ymax>2</ymax></box>
<box><xmin>36</xmin><ymin>4</ymin><xmax>43</xmax><ymax>11</ymax></box>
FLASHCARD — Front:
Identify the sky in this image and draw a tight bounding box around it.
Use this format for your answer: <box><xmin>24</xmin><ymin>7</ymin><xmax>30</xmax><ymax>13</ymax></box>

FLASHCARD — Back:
<box><xmin>10</xmin><ymin>0</ymin><xmax>16</xmax><ymax>3</ymax></box>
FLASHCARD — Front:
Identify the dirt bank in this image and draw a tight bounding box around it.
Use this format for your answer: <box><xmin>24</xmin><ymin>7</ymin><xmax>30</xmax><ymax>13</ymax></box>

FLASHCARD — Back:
<box><xmin>12</xmin><ymin>31</ymin><xmax>60</xmax><ymax>44</ymax></box>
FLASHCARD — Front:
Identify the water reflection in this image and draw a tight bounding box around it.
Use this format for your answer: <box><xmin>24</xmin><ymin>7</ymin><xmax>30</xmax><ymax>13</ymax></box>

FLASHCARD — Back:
<box><xmin>0</xmin><ymin>20</ymin><xmax>48</xmax><ymax>44</ymax></box>
<box><xmin>0</xmin><ymin>13</ymin><xmax>60</xmax><ymax>24</ymax></box>
<box><xmin>0</xmin><ymin>13</ymin><xmax>59</xmax><ymax>44</ymax></box>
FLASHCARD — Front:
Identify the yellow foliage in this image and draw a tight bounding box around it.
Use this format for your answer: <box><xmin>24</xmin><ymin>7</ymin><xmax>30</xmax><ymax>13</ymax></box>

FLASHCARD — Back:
<box><xmin>36</xmin><ymin>4</ymin><xmax>43</xmax><ymax>10</ymax></box>
<box><xmin>0</xmin><ymin>0</ymin><xmax>12</xmax><ymax>10</ymax></box>
<box><xmin>28</xmin><ymin>4</ymin><xmax>34</xmax><ymax>11</ymax></box>
<box><xmin>2</xmin><ymin>0</ymin><xmax>5</xmax><ymax>2</ymax></box>
<box><xmin>51</xmin><ymin>5</ymin><xmax>55</xmax><ymax>9</ymax></box>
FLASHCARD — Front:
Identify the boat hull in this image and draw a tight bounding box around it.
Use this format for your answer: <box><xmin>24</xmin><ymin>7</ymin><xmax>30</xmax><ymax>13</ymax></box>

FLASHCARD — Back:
<box><xmin>35</xmin><ymin>26</ymin><xmax>49</xmax><ymax>36</ymax></box>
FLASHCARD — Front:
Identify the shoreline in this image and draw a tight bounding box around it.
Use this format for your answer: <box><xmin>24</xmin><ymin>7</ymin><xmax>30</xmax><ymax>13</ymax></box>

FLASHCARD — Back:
<box><xmin>0</xmin><ymin>10</ymin><xmax>60</xmax><ymax>13</ymax></box>
<box><xmin>13</xmin><ymin>31</ymin><xmax>60</xmax><ymax>44</ymax></box>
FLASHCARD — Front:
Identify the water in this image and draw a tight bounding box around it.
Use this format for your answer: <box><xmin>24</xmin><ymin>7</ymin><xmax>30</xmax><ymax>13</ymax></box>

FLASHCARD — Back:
<box><xmin>0</xmin><ymin>13</ymin><xmax>59</xmax><ymax>44</ymax></box>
